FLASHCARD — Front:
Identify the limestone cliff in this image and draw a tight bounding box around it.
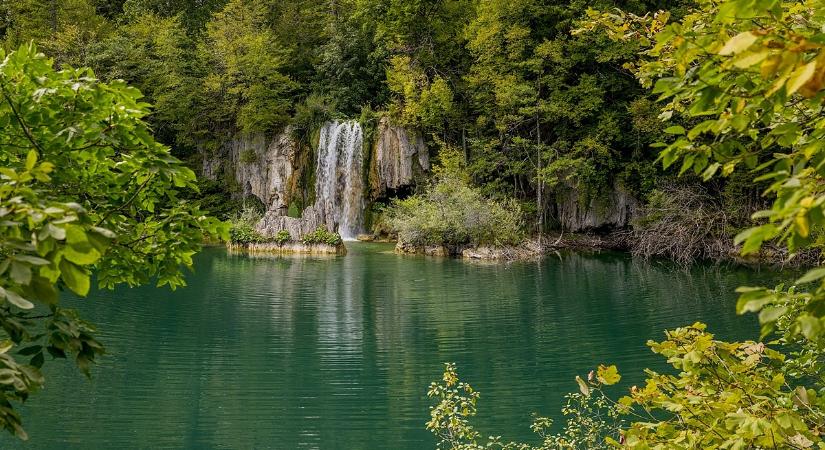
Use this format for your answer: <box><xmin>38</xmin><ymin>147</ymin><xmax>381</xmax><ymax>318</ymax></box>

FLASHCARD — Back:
<box><xmin>230</xmin><ymin>132</ymin><xmax>296</xmax><ymax>215</ymax></box>
<box><xmin>204</xmin><ymin>119</ymin><xmax>430</xmax><ymax>239</ymax></box>
<box><xmin>370</xmin><ymin>117</ymin><xmax>429</xmax><ymax>199</ymax></box>
<box><xmin>555</xmin><ymin>182</ymin><xmax>639</xmax><ymax>232</ymax></box>
<box><xmin>201</xmin><ymin>130</ymin><xmax>298</xmax><ymax>214</ymax></box>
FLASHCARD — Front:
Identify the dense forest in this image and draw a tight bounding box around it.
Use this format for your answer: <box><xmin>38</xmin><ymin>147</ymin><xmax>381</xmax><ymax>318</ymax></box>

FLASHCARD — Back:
<box><xmin>1</xmin><ymin>0</ymin><xmax>739</xmax><ymax>256</ymax></box>
<box><xmin>2</xmin><ymin>0</ymin><xmax>825</xmax><ymax>448</ymax></box>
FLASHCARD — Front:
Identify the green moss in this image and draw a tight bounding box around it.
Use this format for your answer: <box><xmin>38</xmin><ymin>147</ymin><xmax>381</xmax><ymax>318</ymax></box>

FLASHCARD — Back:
<box><xmin>239</xmin><ymin>149</ymin><xmax>258</xmax><ymax>164</ymax></box>
<box><xmin>287</xmin><ymin>203</ymin><xmax>301</xmax><ymax>218</ymax></box>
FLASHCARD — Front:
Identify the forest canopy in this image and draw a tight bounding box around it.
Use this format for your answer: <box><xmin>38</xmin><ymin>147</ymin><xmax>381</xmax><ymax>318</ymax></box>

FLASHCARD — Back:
<box><xmin>0</xmin><ymin>0</ymin><xmax>700</xmax><ymax>233</ymax></box>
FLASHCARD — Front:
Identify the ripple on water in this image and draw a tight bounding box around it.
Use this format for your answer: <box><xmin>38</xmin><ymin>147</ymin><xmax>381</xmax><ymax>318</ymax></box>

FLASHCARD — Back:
<box><xmin>7</xmin><ymin>245</ymin><xmax>780</xmax><ymax>449</ymax></box>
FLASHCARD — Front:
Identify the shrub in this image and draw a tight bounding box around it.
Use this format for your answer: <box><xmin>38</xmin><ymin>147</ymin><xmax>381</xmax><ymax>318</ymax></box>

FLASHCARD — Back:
<box><xmin>229</xmin><ymin>204</ymin><xmax>266</xmax><ymax>244</ymax></box>
<box><xmin>428</xmin><ymin>323</ymin><xmax>825</xmax><ymax>449</ymax></box>
<box><xmin>301</xmin><ymin>227</ymin><xmax>343</xmax><ymax>246</ymax></box>
<box><xmin>274</xmin><ymin>230</ymin><xmax>291</xmax><ymax>245</ymax></box>
<box><xmin>229</xmin><ymin>223</ymin><xmax>266</xmax><ymax>244</ymax></box>
<box><xmin>388</xmin><ymin>175</ymin><xmax>524</xmax><ymax>248</ymax></box>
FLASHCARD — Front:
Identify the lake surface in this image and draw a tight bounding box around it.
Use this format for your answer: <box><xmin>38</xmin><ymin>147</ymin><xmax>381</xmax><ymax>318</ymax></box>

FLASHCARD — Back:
<box><xmin>11</xmin><ymin>244</ymin><xmax>782</xmax><ymax>449</ymax></box>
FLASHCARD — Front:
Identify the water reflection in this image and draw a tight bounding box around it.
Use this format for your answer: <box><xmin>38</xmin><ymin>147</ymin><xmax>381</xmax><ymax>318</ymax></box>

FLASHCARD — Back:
<box><xmin>10</xmin><ymin>245</ymin><xmax>782</xmax><ymax>449</ymax></box>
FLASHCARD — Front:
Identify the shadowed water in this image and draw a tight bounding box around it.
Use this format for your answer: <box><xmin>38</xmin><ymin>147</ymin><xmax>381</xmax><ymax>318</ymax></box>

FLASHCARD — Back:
<box><xmin>10</xmin><ymin>244</ymin><xmax>785</xmax><ymax>449</ymax></box>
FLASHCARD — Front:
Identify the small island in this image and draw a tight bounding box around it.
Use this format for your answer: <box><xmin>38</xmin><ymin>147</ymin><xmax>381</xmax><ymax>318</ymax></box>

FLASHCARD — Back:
<box><xmin>227</xmin><ymin>223</ymin><xmax>347</xmax><ymax>256</ymax></box>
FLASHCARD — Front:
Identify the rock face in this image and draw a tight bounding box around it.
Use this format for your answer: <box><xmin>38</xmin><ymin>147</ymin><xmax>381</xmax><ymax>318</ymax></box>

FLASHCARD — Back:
<box><xmin>370</xmin><ymin>117</ymin><xmax>429</xmax><ymax>199</ymax></box>
<box><xmin>257</xmin><ymin>208</ymin><xmax>324</xmax><ymax>239</ymax></box>
<box><xmin>201</xmin><ymin>131</ymin><xmax>296</xmax><ymax>214</ymax></box>
<box><xmin>202</xmin><ymin>118</ymin><xmax>428</xmax><ymax>240</ymax></box>
<box><xmin>231</xmin><ymin>133</ymin><xmax>296</xmax><ymax>214</ymax></box>
<box><xmin>258</xmin><ymin>121</ymin><xmax>365</xmax><ymax>240</ymax></box>
<box><xmin>555</xmin><ymin>182</ymin><xmax>639</xmax><ymax>232</ymax></box>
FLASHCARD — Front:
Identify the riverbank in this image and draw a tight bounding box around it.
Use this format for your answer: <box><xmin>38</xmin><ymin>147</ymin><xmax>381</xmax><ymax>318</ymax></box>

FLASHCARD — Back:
<box><xmin>392</xmin><ymin>235</ymin><xmax>613</xmax><ymax>261</ymax></box>
<box><xmin>393</xmin><ymin>231</ymin><xmax>821</xmax><ymax>267</ymax></box>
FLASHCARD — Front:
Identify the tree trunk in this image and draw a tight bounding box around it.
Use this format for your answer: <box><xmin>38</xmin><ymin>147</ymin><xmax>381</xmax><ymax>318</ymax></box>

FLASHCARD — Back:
<box><xmin>536</xmin><ymin>114</ymin><xmax>543</xmax><ymax>245</ymax></box>
<box><xmin>49</xmin><ymin>0</ymin><xmax>58</xmax><ymax>33</ymax></box>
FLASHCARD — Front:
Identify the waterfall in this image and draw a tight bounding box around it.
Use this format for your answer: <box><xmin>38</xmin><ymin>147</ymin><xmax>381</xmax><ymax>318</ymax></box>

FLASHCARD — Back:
<box><xmin>314</xmin><ymin>121</ymin><xmax>364</xmax><ymax>240</ymax></box>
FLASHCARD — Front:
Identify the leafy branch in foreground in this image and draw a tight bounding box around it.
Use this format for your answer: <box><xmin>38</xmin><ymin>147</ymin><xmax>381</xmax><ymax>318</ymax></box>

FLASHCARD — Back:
<box><xmin>0</xmin><ymin>44</ymin><xmax>228</xmax><ymax>439</ymax></box>
<box><xmin>429</xmin><ymin>1</ymin><xmax>825</xmax><ymax>448</ymax></box>
<box><xmin>429</xmin><ymin>324</ymin><xmax>823</xmax><ymax>449</ymax></box>
<box><xmin>427</xmin><ymin>362</ymin><xmax>625</xmax><ymax>450</ymax></box>
<box><xmin>581</xmin><ymin>0</ymin><xmax>825</xmax><ymax>353</ymax></box>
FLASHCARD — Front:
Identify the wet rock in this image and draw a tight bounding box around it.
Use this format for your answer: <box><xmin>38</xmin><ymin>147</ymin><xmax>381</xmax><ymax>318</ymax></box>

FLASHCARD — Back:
<box><xmin>371</xmin><ymin>117</ymin><xmax>429</xmax><ymax>199</ymax></box>
<box><xmin>555</xmin><ymin>182</ymin><xmax>639</xmax><ymax>232</ymax></box>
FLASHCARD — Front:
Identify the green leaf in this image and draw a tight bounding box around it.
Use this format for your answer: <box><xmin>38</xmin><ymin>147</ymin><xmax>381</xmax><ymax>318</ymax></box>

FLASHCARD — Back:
<box><xmin>10</xmin><ymin>261</ymin><xmax>31</xmax><ymax>285</ymax></box>
<box><xmin>702</xmin><ymin>162</ymin><xmax>721</xmax><ymax>180</ymax></box>
<box><xmin>736</xmin><ymin>289</ymin><xmax>772</xmax><ymax>314</ymax></box>
<box><xmin>30</xmin><ymin>352</ymin><xmax>44</xmax><ymax>369</ymax></box>
<box><xmin>604</xmin><ymin>436</ymin><xmax>622</xmax><ymax>447</ymax></box>
<box><xmin>795</xmin><ymin>267</ymin><xmax>825</xmax><ymax>284</ymax></box>
<box><xmin>59</xmin><ymin>259</ymin><xmax>90</xmax><ymax>296</ymax></box>
<box><xmin>759</xmin><ymin>306</ymin><xmax>788</xmax><ymax>324</ymax></box>
<box><xmin>719</xmin><ymin>31</ymin><xmax>758</xmax><ymax>56</ymax></box>
<box><xmin>46</xmin><ymin>346</ymin><xmax>66</xmax><ymax>359</ymax></box>
<box><xmin>4</xmin><ymin>289</ymin><xmax>34</xmax><ymax>310</ymax></box>
<box><xmin>64</xmin><ymin>242</ymin><xmax>101</xmax><ymax>265</ymax></box>
<box><xmin>797</xmin><ymin>315</ymin><xmax>823</xmax><ymax>339</ymax></box>
<box><xmin>735</xmin><ymin>225</ymin><xmax>776</xmax><ymax>254</ymax></box>
<box><xmin>17</xmin><ymin>346</ymin><xmax>41</xmax><ymax>356</ymax></box>
<box><xmin>733</xmin><ymin>50</ymin><xmax>769</xmax><ymax>68</ymax></box>
<box><xmin>664</xmin><ymin>125</ymin><xmax>685</xmax><ymax>135</ymax></box>
<box><xmin>65</xmin><ymin>224</ymin><xmax>88</xmax><ymax>245</ymax></box>
<box><xmin>14</xmin><ymin>255</ymin><xmax>49</xmax><ymax>266</ymax></box>
<box><xmin>25</xmin><ymin>150</ymin><xmax>37</xmax><ymax>171</ymax></box>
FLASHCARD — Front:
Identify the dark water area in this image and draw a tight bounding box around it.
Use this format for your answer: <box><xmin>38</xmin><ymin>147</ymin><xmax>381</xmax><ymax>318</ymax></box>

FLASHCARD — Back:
<box><xmin>10</xmin><ymin>244</ymin><xmax>787</xmax><ymax>449</ymax></box>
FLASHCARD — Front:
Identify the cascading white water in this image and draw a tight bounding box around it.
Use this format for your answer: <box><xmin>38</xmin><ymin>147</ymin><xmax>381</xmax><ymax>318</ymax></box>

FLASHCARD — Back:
<box><xmin>314</xmin><ymin>121</ymin><xmax>364</xmax><ymax>240</ymax></box>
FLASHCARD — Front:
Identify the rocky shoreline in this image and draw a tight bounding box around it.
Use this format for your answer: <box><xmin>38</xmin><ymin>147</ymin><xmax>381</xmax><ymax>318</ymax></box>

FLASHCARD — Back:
<box><xmin>391</xmin><ymin>233</ymin><xmax>624</xmax><ymax>261</ymax></box>
<box><xmin>390</xmin><ymin>231</ymin><xmax>820</xmax><ymax>267</ymax></box>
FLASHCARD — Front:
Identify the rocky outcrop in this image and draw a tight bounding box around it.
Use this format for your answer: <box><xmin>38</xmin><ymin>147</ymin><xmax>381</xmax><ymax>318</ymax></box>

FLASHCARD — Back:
<box><xmin>200</xmin><ymin>131</ymin><xmax>297</xmax><ymax>214</ymax></box>
<box><xmin>255</xmin><ymin>119</ymin><xmax>429</xmax><ymax>240</ymax></box>
<box><xmin>555</xmin><ymin>183</ymin><xmax>639</xmax><ymax>232</ymax></box>
<box><xmin>370</xmin><ymin>117</ymin><xmax>429</xmax><ymax>199</ymax></box>
<box><xmin>202</xmin><ymin>153</ymin><xmax>222</xmax><ymax>181</ymax></box>
<box><xmin>257</xmin><ymin>205</ymin><xmax>325</xmax><ymax>239</ymax></box>
<box><xmin>230</xmin><ymin>132</ymin><xmax>296</xmax><ymax>214</ymax></box>
<box><xmin>395</xmin><ymin>241</ymin><xmax>450</xmax><ymax>257</ymax></box>
<box><xmin>202</xmin><ymin>119</ymin><xmax>429</xmax><ymax>241</ymax></box>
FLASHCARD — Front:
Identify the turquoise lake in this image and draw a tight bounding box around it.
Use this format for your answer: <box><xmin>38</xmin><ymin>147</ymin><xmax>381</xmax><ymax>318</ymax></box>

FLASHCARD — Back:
<box><xmin>10</xmin><ymin>244</ymin><xmax>782</xmax><ymax>449</ymax></box>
